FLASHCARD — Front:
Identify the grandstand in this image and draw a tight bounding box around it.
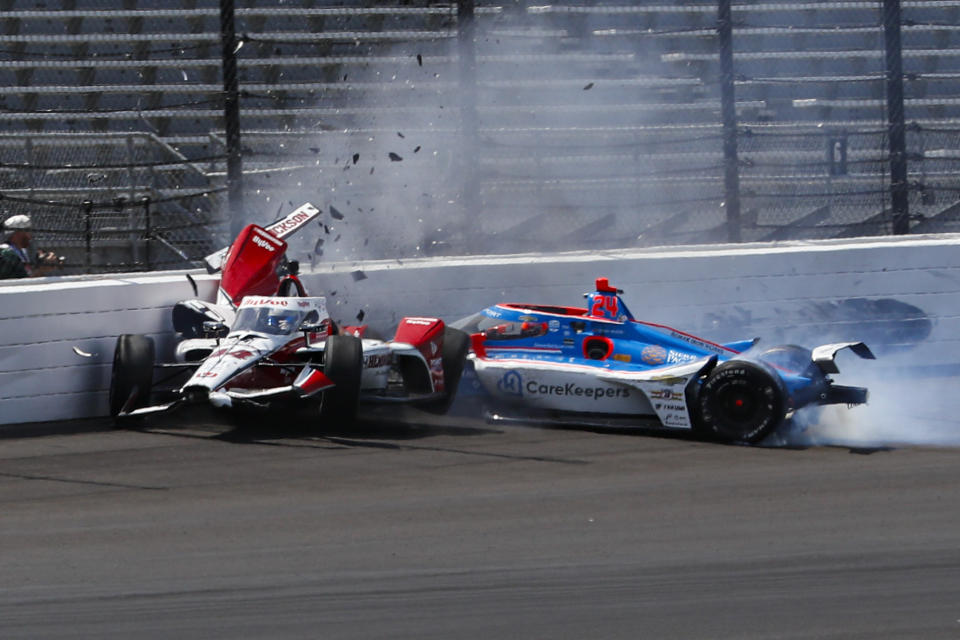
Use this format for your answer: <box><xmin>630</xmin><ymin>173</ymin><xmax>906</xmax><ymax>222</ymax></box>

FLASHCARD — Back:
<box><xmin>1</xmin><ymin>1</ymin><xmax>959</xmax><ymax>271</ymax></box>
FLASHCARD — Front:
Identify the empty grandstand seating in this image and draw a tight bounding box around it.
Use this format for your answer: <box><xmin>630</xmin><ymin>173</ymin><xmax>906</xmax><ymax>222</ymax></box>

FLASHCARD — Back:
<box><xmin>1</xmin><ymin>1</ymin><xmax>960</xmax><ymax>269</ymax></box>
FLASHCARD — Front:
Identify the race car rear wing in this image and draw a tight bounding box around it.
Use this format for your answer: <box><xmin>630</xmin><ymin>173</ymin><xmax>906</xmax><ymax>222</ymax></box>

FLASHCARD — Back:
<box><xmin>811</xmin><ymin>342</ymin><xmax>875</xmax><ymax>374</ymax></box>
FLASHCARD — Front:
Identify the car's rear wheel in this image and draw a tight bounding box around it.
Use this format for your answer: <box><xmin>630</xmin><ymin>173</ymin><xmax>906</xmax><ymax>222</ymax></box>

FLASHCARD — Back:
<box><xmin>319</xmin><ymin>334</ymin><xmax>363</xmax><ymax>424</ymax></box>
<box><xmin>109</xmin><ymin>334</ymin><xmax>155</xmax><ymax>418</ymax></box>
<box><xmin>698</xmin><ymin>360</ymin><xmax>786</xmax><ymax>444</ymax></box>
<box><xmin>421</xmin><ymin>327</ymin><xmax>470</xmax><ymax>414</ymax></box>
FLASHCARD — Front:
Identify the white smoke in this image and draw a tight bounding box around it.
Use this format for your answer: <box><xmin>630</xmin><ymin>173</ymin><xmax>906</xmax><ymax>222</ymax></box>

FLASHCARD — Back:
<box><xmin>244</xmin><ymin>5</ymin><xmax>710</xmax><ymax>266</ymax></box>
<box><xmin>776</xmin><ymin>361</ymin><xmax>960</xmax><ymax>448</ymax></box>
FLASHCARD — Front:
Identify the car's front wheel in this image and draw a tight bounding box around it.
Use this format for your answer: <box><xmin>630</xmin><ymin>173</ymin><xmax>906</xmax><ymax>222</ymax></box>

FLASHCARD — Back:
<box><xmin>697</xmin><ymin>360</ymin><xmax>786</xmax><ymax>444</ymax></box>
<box><xmin>319</xmin><ymin>334</ymin><xmax>363</xmax><ymax>424</ymax></box>
<box><xmin>421</xmin><ymin>327</ymin><xmax>470</xmax><ymax>414</ymax></box>
<box><xmin>109</xmin><ymin>334</ymin><xmax>155</xmax><ymax>419</ymax></box>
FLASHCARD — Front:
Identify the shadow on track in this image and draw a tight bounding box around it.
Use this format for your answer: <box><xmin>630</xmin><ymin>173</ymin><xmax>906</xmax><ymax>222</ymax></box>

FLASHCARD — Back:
<box><xmin>122</xmin><ymin>404</ymin><xmax>591</xmax><ymax>465</ymax></box>
<box><xmin>0</xmin><ymin>406</ymin><xmax>899</xmax><ymax>458</ymax></box>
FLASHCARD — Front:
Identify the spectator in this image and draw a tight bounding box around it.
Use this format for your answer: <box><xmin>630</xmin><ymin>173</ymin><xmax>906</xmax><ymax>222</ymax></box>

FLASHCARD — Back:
<box><xmin>0</xmin><ymin>214</ymin><xmax>60</xmax><ymax>279</ymax></box>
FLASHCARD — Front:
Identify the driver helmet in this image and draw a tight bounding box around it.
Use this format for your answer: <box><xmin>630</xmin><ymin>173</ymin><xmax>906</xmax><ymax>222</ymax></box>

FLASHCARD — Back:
<box><xmin>265</xmin><ymin>308</ymin><xmax>299</xmax><ymax>332</ymax></box>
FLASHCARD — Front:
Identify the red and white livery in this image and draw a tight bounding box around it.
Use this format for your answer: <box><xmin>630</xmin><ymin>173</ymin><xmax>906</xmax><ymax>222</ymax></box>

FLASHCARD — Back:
<box><xmin>108</xmin><ymin>203</ymin><xmax>468</xmax><ymax>424</ymax></box>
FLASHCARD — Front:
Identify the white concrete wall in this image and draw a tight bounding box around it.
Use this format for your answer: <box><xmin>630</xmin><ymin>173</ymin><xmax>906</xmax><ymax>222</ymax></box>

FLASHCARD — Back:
<box><xmin>0</xmin><ymin>273</ymin><xmax>217</xmax><ymax>425</ymax></box>
<box><xmin>3</xmin><ymin>233</ymin><xmax>959</xmax><ymax>426</ymax></box>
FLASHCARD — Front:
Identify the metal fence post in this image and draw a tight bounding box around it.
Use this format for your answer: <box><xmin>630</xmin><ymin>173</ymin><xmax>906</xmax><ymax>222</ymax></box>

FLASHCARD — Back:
<box><xmin>457</xmin><ymin>0</ymin><xmax>479</xmax><ymax>219</ymax></box>
<box><xmin>82</xmin><ymin>200</ymin><xmax>93</xmax><ymax>271</ymax></box>
<box><xmin>141</xmin><ymin>196</ymin><xmax>152</xmax><ymax>271</ymax></box>
<box><xmin>718</xmin><ymin>0</ymin><xmax>742</xmax><ymax>243</ymax></box>
<box><xmin>220</xmin><ymin>0</ymin><xmax>244</xmax><ymax>238</ymax></box>
<box><xmin>883</xmin><ymin>0</ymin><xmax>910</xmax><ymax>234</ymax></box>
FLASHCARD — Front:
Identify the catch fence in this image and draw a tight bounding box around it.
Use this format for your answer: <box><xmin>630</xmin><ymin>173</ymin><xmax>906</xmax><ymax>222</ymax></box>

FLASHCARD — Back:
<box><xmin>1</xmin><ymin>1</ymin><xmax>959</xmax><ymax>272</ymax></box>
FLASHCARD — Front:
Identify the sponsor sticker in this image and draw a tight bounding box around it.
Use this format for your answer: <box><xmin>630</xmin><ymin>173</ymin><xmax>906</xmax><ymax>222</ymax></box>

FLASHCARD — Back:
<box><xmin>241</xmin><ymin>297</ymin><xmax>289</xmax><ymax>308</ymax></box>
<box><xmin>498</xmin><ymin>370</ymin><xmax>524</xmax><ymax>396</ymax></box>
<box><xmin>654</xmin><ymin>402</ymin><xmax>686</xmax><ymax>412</ymax></box>
<box><xmin>650</xmin><ymin>389</ymin><xmax>684</xmax><ymax>401</ymax></box>
<box><xmin>669</xmin><ymin>330</ymin><xmax>727</xmax><ymax>355</ymax></box>
<box><xmin>650</xmin><ymin>375</ymin><xmax>686</xmax><ymax>386</ymax></box>
<box><xmin>363</xmin><ymin>354</ymin><xmax>390</xmax><ymax>368</ymax></box>
<box><xmin>548</xmin><ymin>319</ymin><xmax>561</xmax><ymax>333</ymax></box>
<box><xmin>667</xmin><ymin>350</ymin><xmax>697</xmax><ymax>364</ymax></box>
<box><xmin>252</xmin><ymin>234</ymin><xmax>277</xmax><ymax>252</ymax></box>
<box><xmin>662</xmin><ymin>413</ymin><xmax>689</xmax><ymax>428</ymax></box>
<box><xmin>641</xmin><ymin>344</ymin><xmax>667</xmax><ymax>365</ymax></box>
<box><xmin>523</xmin><ymin>380</ymin><xmax>629</xmax><ymax>400</ymax></box>
<box><xmin>268</xmin><ymin>211</ymin><xmax>311</xmax><ymax>235</ymax></box>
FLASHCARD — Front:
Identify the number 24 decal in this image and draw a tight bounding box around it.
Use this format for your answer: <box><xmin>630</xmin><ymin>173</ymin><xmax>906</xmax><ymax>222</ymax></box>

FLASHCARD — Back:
<box><xmin>591</xmin><ymin>295</ymin><xmax>619</xmax><ymax>317</ymax></box>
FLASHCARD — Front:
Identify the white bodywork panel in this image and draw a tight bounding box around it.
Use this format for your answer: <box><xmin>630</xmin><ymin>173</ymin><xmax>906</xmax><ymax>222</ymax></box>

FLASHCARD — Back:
<box><xmin>360</xmin><ymin>339</ymin><xmax>391</xmax><ymax>390</ymax></box>
<box><xmin>471</xmin><ymin>355</ymin><xmax>715</xmax><ymax>430</ymax></box>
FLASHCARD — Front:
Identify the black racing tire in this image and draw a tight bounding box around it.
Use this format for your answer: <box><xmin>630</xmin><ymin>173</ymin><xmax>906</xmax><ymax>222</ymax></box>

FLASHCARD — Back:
<box><xmin>698</xmin><ymin>360</ymin><xmax>786</xmax><ymax>444</ymax></box>
<box><xmin>319</xmin><ymin>334</ymin><xmax>363</xmax><ymax>424</ymax></box>
<box><xmin>421</xmin><ymin>327</ymin><xmax>470</xmax><ymax>414</ymax></box>
<box><xmin>109</xmin><ymin>334</ymin><xmax>155</xmax><ymax>418</ymax></box>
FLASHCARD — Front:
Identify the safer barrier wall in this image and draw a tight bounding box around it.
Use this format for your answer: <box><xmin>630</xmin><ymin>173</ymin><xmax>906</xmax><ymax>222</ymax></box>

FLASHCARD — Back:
<box><xmin>2</xmin><ymin>234</ymin><xmax>959</xmax><ymax>426</ymax></box>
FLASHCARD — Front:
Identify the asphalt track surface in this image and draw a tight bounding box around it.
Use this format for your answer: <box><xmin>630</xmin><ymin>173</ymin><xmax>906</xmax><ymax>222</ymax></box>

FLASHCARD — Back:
<box><xmin>2</xmin><ymin>408</ymin><xmax>959</xmax><ymax>639</ymax></box>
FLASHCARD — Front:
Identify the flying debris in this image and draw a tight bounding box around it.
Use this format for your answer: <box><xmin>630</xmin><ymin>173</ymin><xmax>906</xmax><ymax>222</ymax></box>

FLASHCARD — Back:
<box><xmin>413</xmin><ymin>146</ymin><xmax>421</xmax><ymax>153</ymax></box>
<box><xmin>351</xmin><ymin>270</ymin><xmax>367</xmax><ymax>282</ymax></box>
<box><xmin>352</xmin><ymin>153</ymin><xmax>359</xmax><ymax>164</ymax></box>
<box><xmin>417</xmin><ymin>54</ymin><xmax>423</xmax><ymax>66</ymax></box>
<box><xmin>389</xmin><ymin>152</ymin><xmax>403</xmax><ymax>162</ymax></box>
<box><xmin>397</xmin><ymin>132</ymin><xmax>405</xmax><ymax>138</ymax></box>
<box><xmin>583</xmin><ymin>82</ymin><xmax>595</xmax><ymax>90</ymax></box>
<box><xmin>72</xmin><ymin>346</ymin><xmax>96</xmax><ymax>358</ymax></box>
<box><xmin>329</xmin><ymin>205</ymin><xmax>344</xmax><ymax>220</ymax></box>
<box><xmin>356</xmin><ymin>309</ymin><xmax>366</xmax><ymax>322</ymax></box>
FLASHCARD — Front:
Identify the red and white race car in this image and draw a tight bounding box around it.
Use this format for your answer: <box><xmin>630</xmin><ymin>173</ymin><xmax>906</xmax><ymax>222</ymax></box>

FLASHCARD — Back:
<box><xmin>109</xmin><ymin>203</ymin><xmax>468</xmax><ymax>423</ymax></box>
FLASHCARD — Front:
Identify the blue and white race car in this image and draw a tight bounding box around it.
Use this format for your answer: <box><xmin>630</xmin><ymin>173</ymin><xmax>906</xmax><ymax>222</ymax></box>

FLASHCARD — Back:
<box><xmin>456</xmin><ymin>278</ymin><xmax>874</xmax><ymax>444</ymax></box>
